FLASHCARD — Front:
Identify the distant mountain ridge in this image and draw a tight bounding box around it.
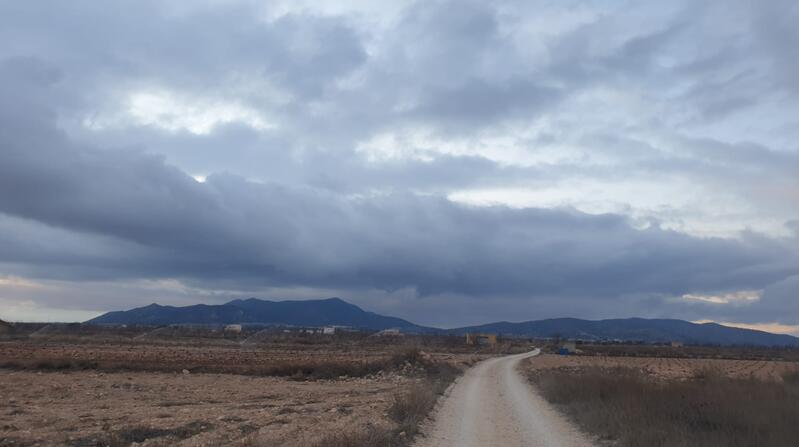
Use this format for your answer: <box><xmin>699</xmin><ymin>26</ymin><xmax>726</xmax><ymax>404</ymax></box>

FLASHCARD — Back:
<box><xmin>449</xmin><ymin>317</ymin><xmax>799</xmax><ymax>347</ymax></box>
<box><xmin>87</xmin><ymin>298</ymin><xmax>799</xmax><ymax>346</ymax></box>
<box><xmin>87</xmin><ymin>297</ymin><xmax>432</xmax><ymax>332</ymax></box>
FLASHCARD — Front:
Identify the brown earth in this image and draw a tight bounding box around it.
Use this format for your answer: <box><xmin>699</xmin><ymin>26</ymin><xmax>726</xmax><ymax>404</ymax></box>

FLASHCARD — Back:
<box><xmin>0</xmin><ymin>336</ymin><xmax>496</xmax><ymax>376</ymax></box>
<box><xmin>524</xmin><ymin>353</ymin><xmax>799</xmax><ymax>381</ymax></box>
<box><xmin>0</xmin><ymin>368</ymin><xmax>415</xmax><ymax>447</ymax></box>
<box><xmin>0</xmin><ymin>339</ymin><xmax>486</xmax><ymax>447</ymax></box>
<box><xmin>0</xmin><ymin>341</ymin><xmax>390</xmax><ymax>374</ymax></box>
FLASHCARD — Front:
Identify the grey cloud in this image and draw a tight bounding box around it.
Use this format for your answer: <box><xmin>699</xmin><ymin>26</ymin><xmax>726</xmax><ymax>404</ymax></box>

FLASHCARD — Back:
<box><xmin>1</xmin><ymin>1</ymin><xmax>799</xmax><ymax>326</ymax></box>
<box><xmin>409</xmin><ymin>78</ymin><xmax>563</xmax><ymax>130</ymax></box>
<box><xmin>1</xmin><ymin>61</ymin><xmax>797</xmax><ymax>308</ymax></box>
<box><xmin>0</xmin><ymin>1</ymin><xmax>367</xmax><ymax>111</ymax></box>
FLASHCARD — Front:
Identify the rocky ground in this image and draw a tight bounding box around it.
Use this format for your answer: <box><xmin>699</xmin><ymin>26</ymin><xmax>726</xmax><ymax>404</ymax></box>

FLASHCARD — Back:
<box><xmin>0</xmin><ymin>337</ymin><xmax>491</xmax><ymax>447</ymax></box>
<box><xmin>0</xmin><ymin>368</ymin><xmax>415</xmax><ymax>447</ymax></box>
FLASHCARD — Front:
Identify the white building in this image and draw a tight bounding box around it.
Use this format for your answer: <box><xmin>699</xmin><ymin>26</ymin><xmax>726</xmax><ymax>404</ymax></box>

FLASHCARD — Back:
<box><xmin>224</xmin><ymin>324</ymin><xmax>243</xmax><ymax>334</ymax></box>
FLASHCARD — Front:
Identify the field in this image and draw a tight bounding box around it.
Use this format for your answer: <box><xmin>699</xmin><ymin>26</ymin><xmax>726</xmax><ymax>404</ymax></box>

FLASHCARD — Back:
<box><xmin>524</xmin><ymin>351</ymin><xmax>799</xmax><ymax>447</ymax></box>
<box><xmin>525</xmin><ymin>352</ymin><xmax>799</xmax><ymax>381</ymax></box>
<box><xmin>0</xmin><ymin>328</ymin><xmax>506</xmax><ymax>447</ymax></box>
<box><xmin>1</xmin><ymin>368</ymin><xmax>409</xmax><ymax>447</ymax></box>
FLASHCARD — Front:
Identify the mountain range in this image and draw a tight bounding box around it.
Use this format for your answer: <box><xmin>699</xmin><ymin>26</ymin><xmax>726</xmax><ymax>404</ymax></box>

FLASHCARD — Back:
<box><xmin>87</xmin><ymin>297</ymin><xmax>799</xmax><ymax>347</ymax></box>
<box><xmin>88</xmin><ymin>297</ymin><xmax>431</xmax><ymax>332</ymax></box>
<box><xmin>450</xmin><ymin>318</ymin><xmax>799</xmax><ymax>347</ymax></box>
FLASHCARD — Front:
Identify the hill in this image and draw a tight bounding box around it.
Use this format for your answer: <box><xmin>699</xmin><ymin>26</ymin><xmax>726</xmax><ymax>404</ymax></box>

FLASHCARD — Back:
<box><xmin>88</xmin><ymin>298</ymin><xmax>799</xmax><ymax>346</ymax></box>
<box><xmin>87</xmin><ymin>297</ymin><xmax>432</xmax><ymax>332</ymax></box>
<box><xmin>450</xmin><ymin>317</ymin><xmax>799</xmax><ymax>346</ymax></box>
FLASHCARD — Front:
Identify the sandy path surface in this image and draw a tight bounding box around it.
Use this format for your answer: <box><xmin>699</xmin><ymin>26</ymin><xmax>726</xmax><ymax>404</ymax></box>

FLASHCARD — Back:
<box><xmin>414</xmin><ymin>349</ymin><xmax>594</xmax><ymax>447</ymax></box>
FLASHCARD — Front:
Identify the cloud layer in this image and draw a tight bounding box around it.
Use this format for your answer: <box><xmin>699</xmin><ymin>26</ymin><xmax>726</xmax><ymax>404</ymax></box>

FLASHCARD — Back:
<box><xmin>0</xmin><ymin>1</ymin><xmax>797</xmax><ymax>326</ymax></box>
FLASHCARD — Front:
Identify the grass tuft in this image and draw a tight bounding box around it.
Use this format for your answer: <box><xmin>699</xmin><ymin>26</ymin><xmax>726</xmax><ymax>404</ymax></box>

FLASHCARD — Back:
<box><xmin>531</xmin><ymin>366</ymin><xmax>799</xmax><ymax>447</ymax></box>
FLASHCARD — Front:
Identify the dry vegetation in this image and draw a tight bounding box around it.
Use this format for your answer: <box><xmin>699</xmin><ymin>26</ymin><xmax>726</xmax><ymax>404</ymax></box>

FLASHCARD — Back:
<box><xmin>526</xmin><ymin>352</ymin><xmax>799</xmax><ymax>381</ymax></box>
<box><xmin>0</xmin><ymin>336</ymin><xmax>484</xmax><ymax>381</ymax></box>
<box><xmin>0</xmin><ymin>329</ymin><xmax>487</xmax><ymax>447</ymax></box>
<box><xmin>308</xmin><ymin>361</ymin><xmax>459</xmax><ymax>447</ymax></box>
<box><xmin>525</xmin><ymin>351</ymin><xmax>799</xmax><ymax>447</ymax></box>
<box><xmin>574</xmin><ymin>343</ymin><xmax>799</xmax><ymax>362</ymax></box>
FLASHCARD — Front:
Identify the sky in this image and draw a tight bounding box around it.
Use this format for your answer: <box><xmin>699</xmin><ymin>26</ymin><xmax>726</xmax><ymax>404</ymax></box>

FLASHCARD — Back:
<box><xmin>0</xmin><ymin>0</ymin><xmax>797</xmax><ymax>332</ymax></box>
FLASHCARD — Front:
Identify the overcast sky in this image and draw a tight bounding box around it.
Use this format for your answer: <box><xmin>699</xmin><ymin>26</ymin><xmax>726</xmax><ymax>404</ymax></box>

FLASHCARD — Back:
<box><xmin>1</xmin><ymin>0</ymin><xmax>797</xmax><ymax>331</ymax></box>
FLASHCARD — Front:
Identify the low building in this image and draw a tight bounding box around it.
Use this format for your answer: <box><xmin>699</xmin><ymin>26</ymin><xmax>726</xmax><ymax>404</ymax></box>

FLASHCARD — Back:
<box><xmin>558</xmin><ymin>341</ymin><xmax>577</xmax><ymax>355</ymax></box>
<box><xmin>224</xmin><ymin>324</ymin><xmax>243</xmax><ymax>334</ymax></box>
<box><xmin>322</xmin><ymin>326</ymin><xmax>336</xmax><ymax>335</ymax></box>
<box><xmin>670</xmin><ymin>341</ymin><xmax>684</xmax><ymax>348</ymax></box>
<box><xmin>465</xmin><ymin>333</ymin><xmax>498</xmax><ymax>346</ymax></box>
<box><xmin>0</xmin><ymin>319</ymin><xmax>12</xmax><ymax>334</ymax></box>
<box><xmin>376</xmin><ymin>328</ymin><xmax>403</xmax><ymax>336</ymax></box>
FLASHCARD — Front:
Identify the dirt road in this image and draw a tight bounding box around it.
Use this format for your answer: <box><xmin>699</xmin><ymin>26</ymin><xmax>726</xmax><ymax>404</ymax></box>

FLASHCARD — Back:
<box><xmin>414</xmin><ymin>349</ymin><xmax>594</xmax><ymax>447</ymax></box>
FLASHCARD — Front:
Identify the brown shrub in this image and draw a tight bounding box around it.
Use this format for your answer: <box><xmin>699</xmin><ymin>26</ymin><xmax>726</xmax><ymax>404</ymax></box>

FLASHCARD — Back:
<box><xmin>70</xmin><ymin>421</ymin><xmax>211</xmax><ymax>447</ymax></box>
<box><xmin>311</xmin><ymin>427</ymin><xmax>395</xmax><ymax>447</ymax></box>
<box><xmin>0</xmin><ymin>346</ymin><xmax>433</xmax><ymax>380</ymax></box>
<box><xmin>388</xmin><ymin>346</ymin><xmax>425</xmax><ymax>367</ymax></box>
<box><xmin>781</xmin><ymin>369</ymin><xmax>799</xmax><ymax>386</ymax></box>
<box><xmin>306</xmin><ymin>380</ymin><xmax>444</xmax><ymax>447</ymax></box>
<box><xmin>309</xmin><ymin>360</ymin><xmax>458</xmax><ymax>447</ymax></box>
<box><xmin>690</xmin><ymin>364</ymin><xmax>724</xmax><ymax>381</ymax></box>
<box><xmin>531</xmin><ymin>366</ymin><xmax>799</xmax><ymax>447</ymax></box>
<box><xmin>388</xmin><ymin>384</ymin><xmax>438</xmax><ymax>437</ymax></box>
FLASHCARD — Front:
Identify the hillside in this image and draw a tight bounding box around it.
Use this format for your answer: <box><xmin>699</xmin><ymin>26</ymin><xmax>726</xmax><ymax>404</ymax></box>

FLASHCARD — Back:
<box><xmin>87</xmin><ymin>297</ymin><xmax>432</xmax><ymax>332</ymax></box>
<box><xmin>88</xmin><ymin>298</ymin><xmax>799</xmax><ymax>346</ymax></box>
<box><xmin>450</xmin><ymin>317</ymin><xmax>799</xmax><ymax>346</ymax></box>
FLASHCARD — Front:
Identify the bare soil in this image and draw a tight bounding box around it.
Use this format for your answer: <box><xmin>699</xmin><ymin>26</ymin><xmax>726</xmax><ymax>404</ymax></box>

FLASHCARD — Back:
<box><xmin>0</xmin><ymin>338</ymin><xmax>484</xmax><ymax>447</ymax></box>
<box><xmin>0</xmin><ymin>368</ymin><xmax>411</xmax><ymax>447</ymax></box>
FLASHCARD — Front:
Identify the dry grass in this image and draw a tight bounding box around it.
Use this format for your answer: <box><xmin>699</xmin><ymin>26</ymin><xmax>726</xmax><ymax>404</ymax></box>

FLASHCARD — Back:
<box><xmin>530</xmin><ymin>366</ymin><xmax>799</xmax><ymax>447</ymax></box>
<box><xmin>307</xmin><ymin>427</ymin><xmax>395</xmax><ymax>447</ymax></box>
<box><xmin>70</xmin><ymin>421</ymin><xmax>212</xmax><ymax>447</ymax></box>
<box><xmin>574</xmin><ymin>343</ymin><xmax>799</xmax><ymax>361</ymax></box>
<box><xmin>309</xmin><ymin>356</ymin><xmax>460</xmax><ymax>447</ymax></box>
<box><xmin>388</xmin><ymin>383</ymin><xmax>440</xmax><ymax>439</ymax></box>
<box><xmin>0</xmin><ymin>346</ymin><xmax>436</xmax><ymax>380</ymax></box>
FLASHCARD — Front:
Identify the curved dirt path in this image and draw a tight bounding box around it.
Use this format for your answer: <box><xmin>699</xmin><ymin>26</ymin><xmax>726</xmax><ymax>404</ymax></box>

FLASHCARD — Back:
<box><xmin>414</xmin><ymin>349</ymin><xmax>594</xmax><ymax>447</ymax></box>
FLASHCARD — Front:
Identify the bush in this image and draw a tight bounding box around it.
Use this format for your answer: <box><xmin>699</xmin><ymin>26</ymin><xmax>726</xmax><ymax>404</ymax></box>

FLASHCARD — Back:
<box><xmin>531</xmin><ymin>366</ymin><xmax>799</xmax><ymax>447</ymax></box>
<box><xmin>388</xmin><ymin>384</ymin><xmax>437</xmax><ymax>437</ymax></box>
<box><xmin>70</xmin><ymin>421</ymin><xmax>210</xmax><ymax>446</ymax></box>
<box><xmin>310</xmin><ymin>359</ymin><xmax>460</xmax><ymax>447</ymax></box>
<box><xmin>781</xmin><ymin>370</ymin><xmax>799</xmax><ymax>386</ymax></box>
<box><xmin>311</xmin><ymin>427</ymin><xmax>395</xmax><ymax>447</ymax></box>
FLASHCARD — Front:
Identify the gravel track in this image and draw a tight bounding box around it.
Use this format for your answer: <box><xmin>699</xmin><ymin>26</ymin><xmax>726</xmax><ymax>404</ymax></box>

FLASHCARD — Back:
<box><xmin>414</xmin><ymin>349</ymin><xmax>594</xmax><ymax>447</ymax></box>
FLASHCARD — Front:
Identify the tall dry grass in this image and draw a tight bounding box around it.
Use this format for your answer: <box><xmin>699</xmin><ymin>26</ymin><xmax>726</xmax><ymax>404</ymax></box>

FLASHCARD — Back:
<box><xmin>531</xmin><ymin>366</ymin><xmax>799</xmax><ymax>447</ymax></box>
<box><xmin>310</xmin><ymin>353</ymin><xmax>460</xmax><ymax>447</ymax></box>
<box><xmin>0</xmin><ymin>346</ymin><xmax>435</xmax><ymax>380</ymax></box>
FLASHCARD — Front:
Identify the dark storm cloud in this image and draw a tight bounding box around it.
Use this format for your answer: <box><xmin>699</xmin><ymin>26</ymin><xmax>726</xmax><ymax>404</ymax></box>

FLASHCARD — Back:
<box><xmin>1</xmin><ymin>56</ymin><xmax>797</xmax><ymax>306</ymax></box>
<box><xmin>0</xmin><ymin>1</ymin><xmax>798</xmax><ymax>325</ymax></box>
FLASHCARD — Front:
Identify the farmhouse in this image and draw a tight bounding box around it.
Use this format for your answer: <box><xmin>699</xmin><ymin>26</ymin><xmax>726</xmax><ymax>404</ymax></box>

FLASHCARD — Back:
<box><xmin>375</xmin><ymin>328</ymin><xmax>403</xmax><ymax>336</ymax></box>
<box><xmin>224</xmin><ymin>324</ymin><xmax>242</xmax><ymax>334</ymax></box>
<box><xmin>465</xmin><ymin>333</ymin><xmax>498</xmax><ymax>346</ymax></box>
<box><xmin>558</xmin><ymin>341</ymin><xmax>577</xmax><ymax>355</ymax></box>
